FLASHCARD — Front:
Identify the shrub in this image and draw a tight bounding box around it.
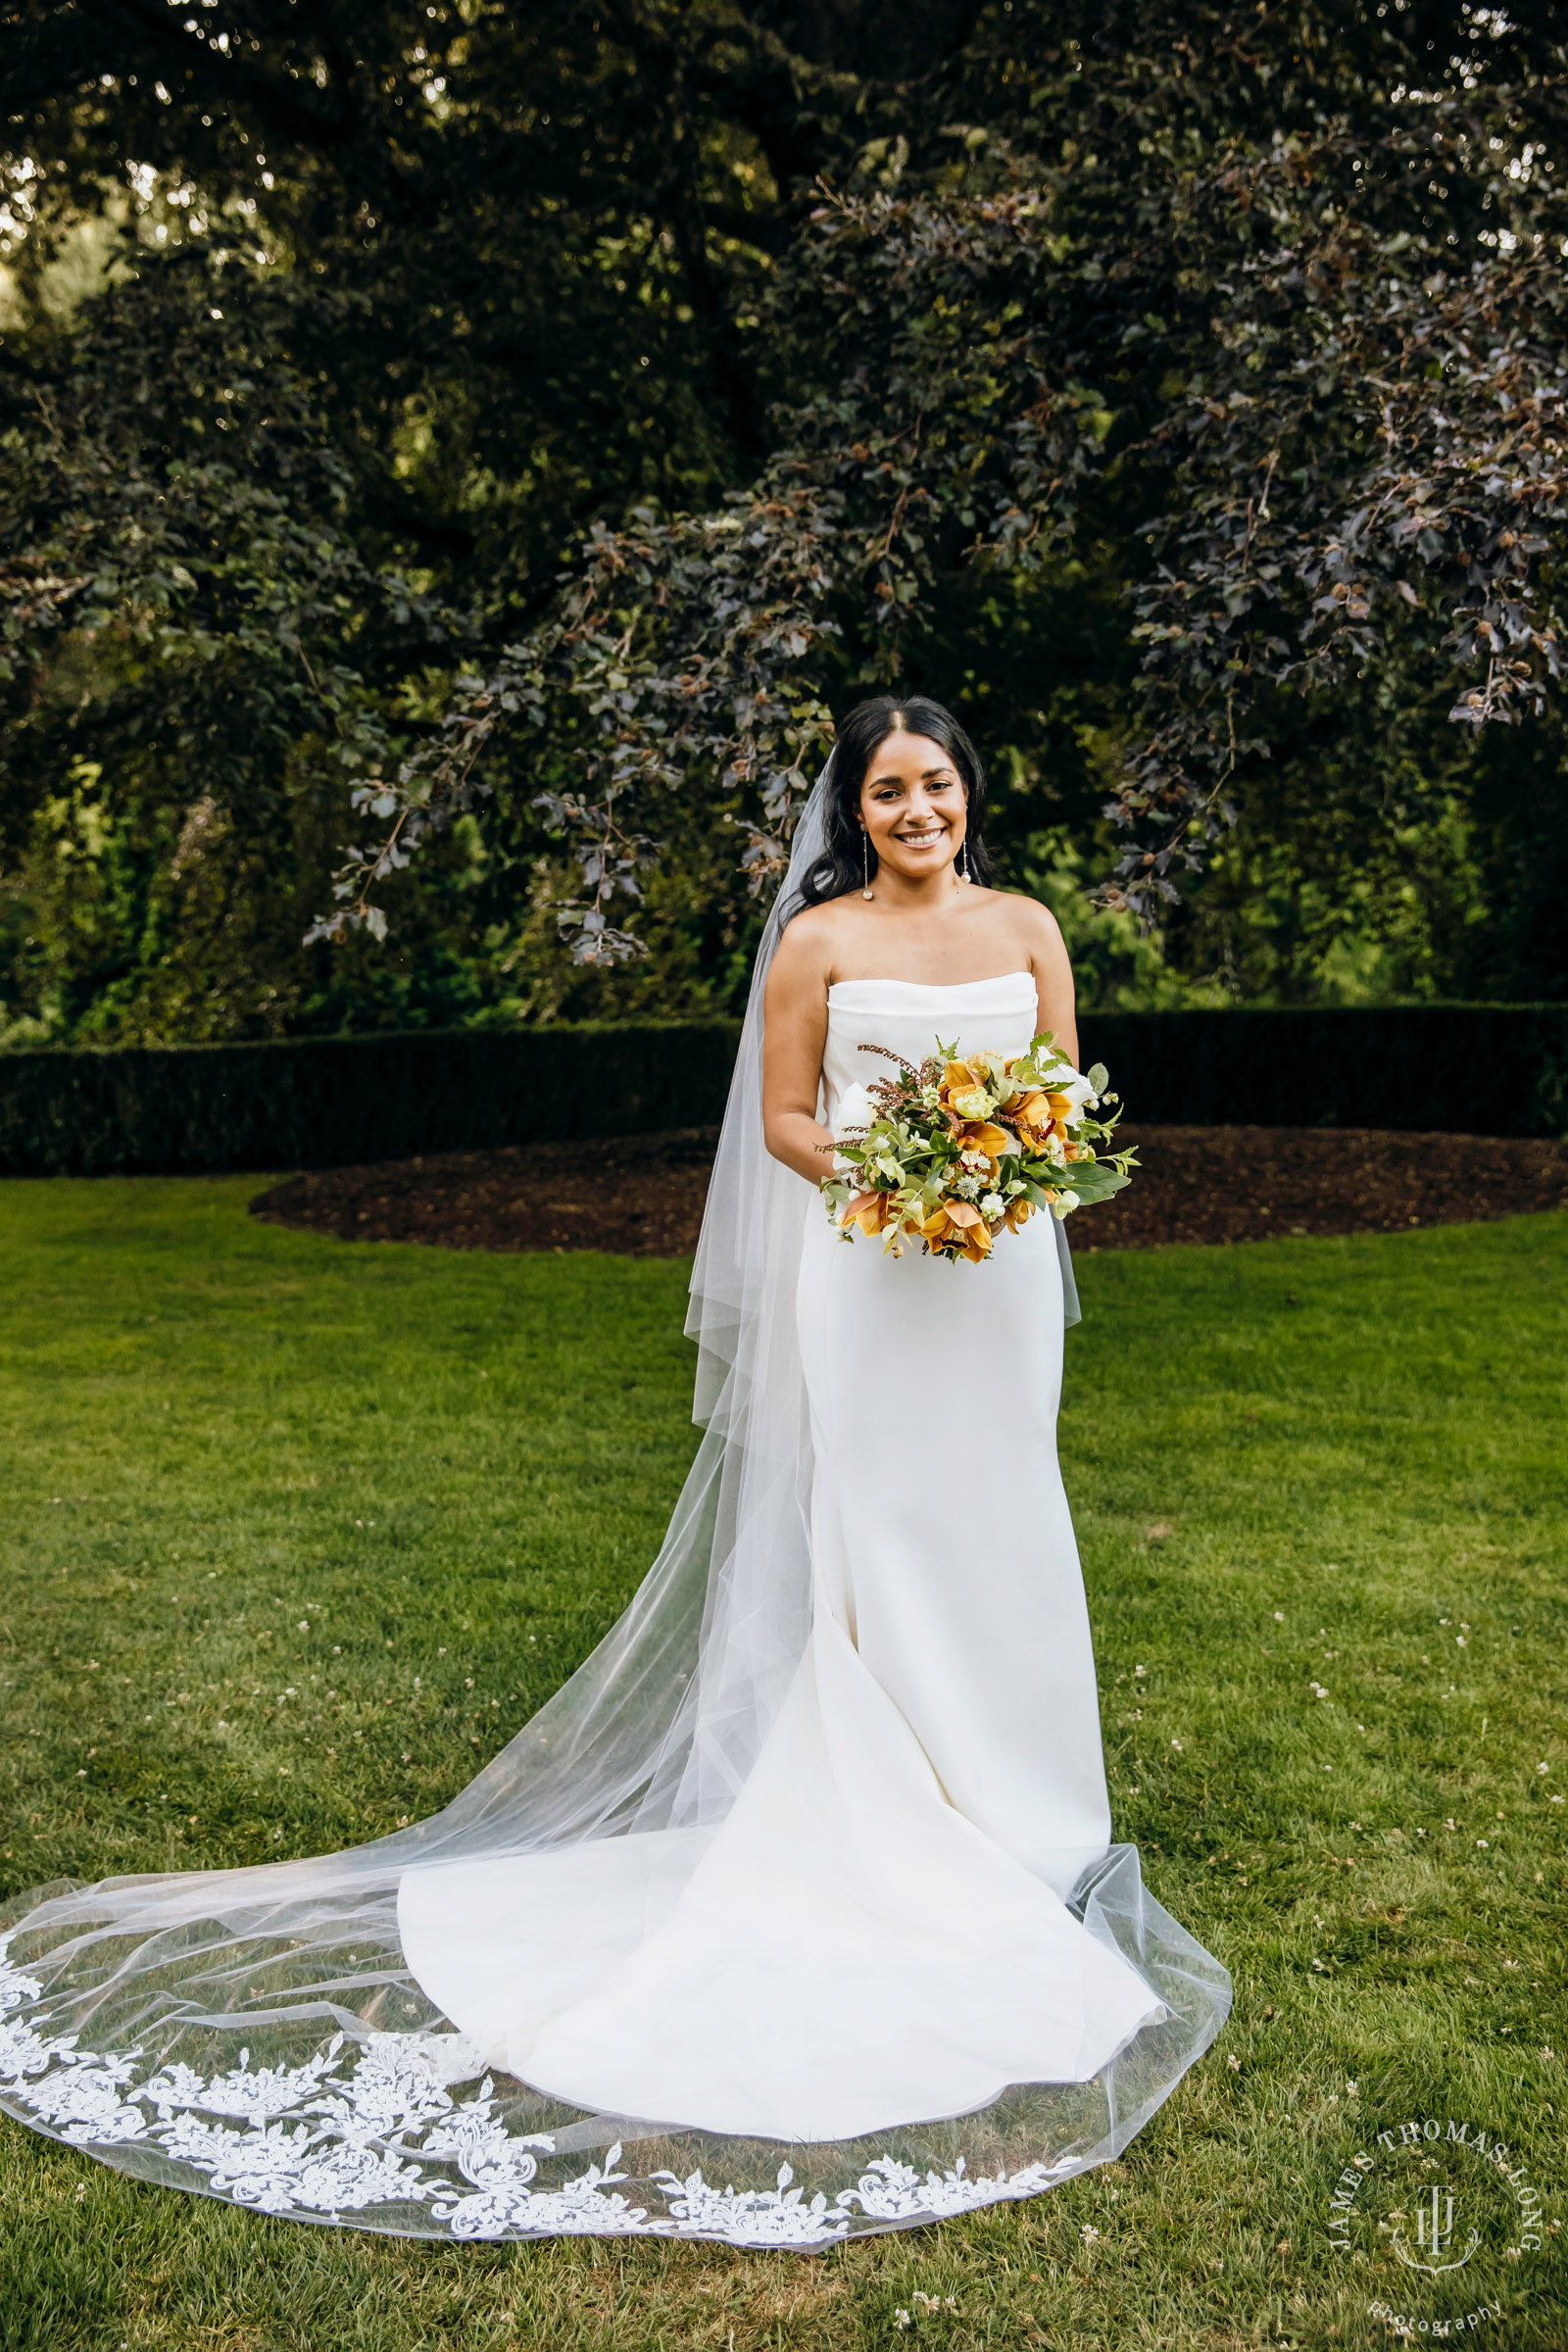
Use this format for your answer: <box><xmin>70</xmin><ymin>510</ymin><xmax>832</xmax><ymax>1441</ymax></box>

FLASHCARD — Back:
<box><xmin>1078</xmin><ymin>1004</ymin><xmax>1567</xmax><ymax>1140</ymax></box>
<box><xmin>0</xmin><ymin>1022</ymin><xmax>743</xmax><ymax>1176</ymax></box>
<box><xmin>0</xmin><ymin>1005</ymin><xmax>1561</xmax><ymax>1178</ymax></box>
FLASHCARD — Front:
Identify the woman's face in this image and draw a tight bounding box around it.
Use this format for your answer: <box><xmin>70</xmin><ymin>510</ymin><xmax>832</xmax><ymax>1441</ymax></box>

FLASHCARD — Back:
<box><xmin>857</xmin><ymin>729</ymin><xmax>967</xmax><ymax>887</ymax></box>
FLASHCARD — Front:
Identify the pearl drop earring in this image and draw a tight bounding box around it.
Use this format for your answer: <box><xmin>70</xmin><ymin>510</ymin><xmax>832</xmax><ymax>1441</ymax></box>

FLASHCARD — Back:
<box><xmin>861</xmin><ymin>826</ymin><xmax>873</xmax><ymax>901</ymax></box>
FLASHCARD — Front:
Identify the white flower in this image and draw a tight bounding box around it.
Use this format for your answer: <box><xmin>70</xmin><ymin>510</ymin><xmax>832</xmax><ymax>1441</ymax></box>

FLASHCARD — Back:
<box><xmin>1051</xmin><ymin>1067</ymin><xmax>1096</xmax><ymax>1119</ymax></box>
<box><xmin>980</xmin><ymin>1193</ymin><xmax>1004</xmax><ymax>1219</ymax></box>
<box><xmin>831</xmin><ymin>1082</ymin><xmax>879</xmax><ymax>1144</ymax></box>
<box><xmin>1044</xmin><ymin>1132</ymin><xmax>1067</xmax><ymax>1165</ymax></box>
<box><xmin>955</xmin><ymin>1173</ymin><xmax>983</xmax><ymax>1200</ymax></box>
<box><xmin>1051</xmin><ymin>1189</ymin><xmax>1080</xmax><ymax>1218</ymax></box>
<box><xmin>952</xmin><ymin>1085</ymin><xmax>992</xmax><ymax>1120</ymax></box>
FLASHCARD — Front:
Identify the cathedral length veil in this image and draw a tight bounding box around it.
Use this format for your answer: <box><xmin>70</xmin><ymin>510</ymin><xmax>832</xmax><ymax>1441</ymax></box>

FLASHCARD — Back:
<box><xmin>0</xmin><ymin>766</ymin><xmax>1230</xmax><ymax>2249</ymax></box>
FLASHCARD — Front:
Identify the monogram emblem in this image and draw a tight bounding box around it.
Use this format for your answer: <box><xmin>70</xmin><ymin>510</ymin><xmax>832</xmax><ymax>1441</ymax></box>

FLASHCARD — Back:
<box><xmin>1393</xmin><ymin>2184</ymin><xmax>1481</xmax><ymax>2276</ymax></box>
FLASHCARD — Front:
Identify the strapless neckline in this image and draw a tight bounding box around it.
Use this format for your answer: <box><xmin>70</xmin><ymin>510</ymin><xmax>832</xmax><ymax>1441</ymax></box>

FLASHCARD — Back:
<box><xmin>826</xmin><ymin>970</ymin><xmax>1033</xmax><ymax>1002</ymax></box>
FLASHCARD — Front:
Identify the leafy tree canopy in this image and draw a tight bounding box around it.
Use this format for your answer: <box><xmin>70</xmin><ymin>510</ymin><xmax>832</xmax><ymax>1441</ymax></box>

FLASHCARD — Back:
<box><xmin>3</xmin><ymin>0</ymin><xmax>1566</xmax><ymax>1042</ymax></box>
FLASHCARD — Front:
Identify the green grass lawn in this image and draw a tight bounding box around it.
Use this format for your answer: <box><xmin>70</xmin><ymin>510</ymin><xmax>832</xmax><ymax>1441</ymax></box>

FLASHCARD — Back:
<box><xmin>2</xmin><ymin>1177</ymin><xmax>1564</xmax><ymax>2352</ymax></box>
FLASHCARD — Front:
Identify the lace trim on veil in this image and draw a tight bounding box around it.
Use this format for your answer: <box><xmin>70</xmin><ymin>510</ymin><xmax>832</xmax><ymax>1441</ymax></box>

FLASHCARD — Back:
<box><xmin>1</xmin><ymin>1836</ymin><xmax>1227</xmax><ymax>2249</ymax></box>
<box><xmin>0</xmin><ymin>1931</ymin><xmax>1077</xmax><ymax>2246</ymax></box>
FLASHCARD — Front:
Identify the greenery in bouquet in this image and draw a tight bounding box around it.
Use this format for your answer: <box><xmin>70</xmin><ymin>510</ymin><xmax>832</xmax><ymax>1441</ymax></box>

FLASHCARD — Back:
<box><xmin>821</xmin><ymin>1035</ymin><xmax>1136</xmax><ymax>1264</ymax></box>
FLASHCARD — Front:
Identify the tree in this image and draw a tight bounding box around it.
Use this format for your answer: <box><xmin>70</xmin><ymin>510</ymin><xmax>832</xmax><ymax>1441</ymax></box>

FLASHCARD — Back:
<box><xmin>4</xmin><ymin>2</ymin><xmax>1567</xmax><ymax>1042</ymax></box>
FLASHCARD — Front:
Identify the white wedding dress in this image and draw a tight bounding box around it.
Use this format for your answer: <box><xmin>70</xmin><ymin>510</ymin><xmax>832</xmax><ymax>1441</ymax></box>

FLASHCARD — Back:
<box><xmin>0</xmin><ymin>783</ymin><xmax>1228</xmax><ymax>2248</ymax></box>
<box><xmin>399</xmin><ymin>975</ymin><xmax>1160</xmax><ymax>2140</ymax></box>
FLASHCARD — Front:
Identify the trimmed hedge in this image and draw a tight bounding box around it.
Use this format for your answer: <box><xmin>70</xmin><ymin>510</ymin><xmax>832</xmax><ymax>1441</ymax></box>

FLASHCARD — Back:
<box><xmin>0</xmin><ymin>1022</ymin><xmax>743</xmax><ymax>1177</ymax></box>
<box><xmin>1077</xmin><ymin>1003</ymin><xmax>1567</xmax><ymax>1141</ymax></box>
<box><xmin>0</xmin><ymin>1003</ymin><xmax>1562</xmax><ymax>1177</ymax></box>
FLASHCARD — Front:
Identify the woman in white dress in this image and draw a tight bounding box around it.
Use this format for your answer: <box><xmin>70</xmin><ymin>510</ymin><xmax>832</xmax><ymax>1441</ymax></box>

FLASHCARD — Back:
<box><xmin>0</xmin><ymin>698</ymin><xmax>1228</xmax><ymax>2249</ymax></box>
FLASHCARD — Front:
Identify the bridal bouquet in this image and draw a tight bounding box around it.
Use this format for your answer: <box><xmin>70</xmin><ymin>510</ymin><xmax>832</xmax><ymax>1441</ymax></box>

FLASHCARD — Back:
<box><xmin>821</xmin><ymin>1033</ymin><xmax>1136</xmax><ymax>1263</ymax></box>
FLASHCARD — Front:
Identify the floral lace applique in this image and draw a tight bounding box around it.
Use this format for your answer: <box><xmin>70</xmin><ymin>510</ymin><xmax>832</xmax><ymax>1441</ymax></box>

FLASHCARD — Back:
<box><xmin>0</xmin><ymin>1937</ymin><xmax>1083</xmax><ymax>2248</ymax></box>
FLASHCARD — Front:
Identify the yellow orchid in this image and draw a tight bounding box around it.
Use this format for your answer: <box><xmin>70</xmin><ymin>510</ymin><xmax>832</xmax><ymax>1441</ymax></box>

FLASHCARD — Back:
<box><xmin>920</xmin><ymin>1199</ymin><xmax>993</xmax><ymax>1262</ymax></box>
<box><xmin>960</xmin><ymin>1120</ymin><xmax>1014</xmax><ymax>1165</ymax></box>
<box><xmin>1001</xmin><ymin>1087</ymin><xmax>1051</xmax><ymax>1141</ymax></box>
<box><xmin>840</xmin><ymin>1189</ymin><xmax>897</xmax><ymax>1240</ymax></box>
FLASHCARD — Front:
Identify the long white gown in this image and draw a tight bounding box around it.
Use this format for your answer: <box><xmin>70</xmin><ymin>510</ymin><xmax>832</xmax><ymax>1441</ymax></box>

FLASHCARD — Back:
<box><xmin>398</xmin><ymin>975</ymin><xmax>1162</xmax><ymax>2138</ymax></box>
<box><xmin>0</xmin><ymin>960</ymin><xmax>1229</xmax><ymax>2248</ymax></box>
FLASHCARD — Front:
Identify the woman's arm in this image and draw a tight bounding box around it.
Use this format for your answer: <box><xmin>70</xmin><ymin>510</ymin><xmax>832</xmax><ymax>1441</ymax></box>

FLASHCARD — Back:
<box><xmin>1022</xmin><ymin>903</ymin><xmax>1079</xmax><ymax>1068</ymax></box>
<box><xmin>761</xmin><ymin>918</ymin><xmax>837</xmax><ymax>1184</ymax></box>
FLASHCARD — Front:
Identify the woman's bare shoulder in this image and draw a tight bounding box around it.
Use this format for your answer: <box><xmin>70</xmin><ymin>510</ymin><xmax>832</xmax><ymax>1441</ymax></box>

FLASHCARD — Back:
<box><xmin>772</xmin><ymin>900</ymin><xmax>852</xmax><ymax>972</ymax></box>
<box><xmin>983</xmin><ymin>886</ymin><xmax>1067</xmax><ymax>953</ymax></box>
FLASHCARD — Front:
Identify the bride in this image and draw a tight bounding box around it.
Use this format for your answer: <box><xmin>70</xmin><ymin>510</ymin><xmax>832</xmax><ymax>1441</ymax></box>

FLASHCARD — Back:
<box><xmin>0</xmin><ymin>696</ymin><xmax>1229</xmax><ymax>2249</ymax></box>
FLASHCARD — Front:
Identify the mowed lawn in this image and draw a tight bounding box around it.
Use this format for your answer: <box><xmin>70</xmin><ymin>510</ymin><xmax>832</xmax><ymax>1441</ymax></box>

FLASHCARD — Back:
<box><xmin>1</xmin><ymin>1176</ymin><xmax>1564</xmax><ymax>2352</ymax></box>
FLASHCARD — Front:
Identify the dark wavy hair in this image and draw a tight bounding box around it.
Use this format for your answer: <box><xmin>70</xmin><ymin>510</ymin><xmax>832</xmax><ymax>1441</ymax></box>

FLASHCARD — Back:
<box><xmin>794</xmin><ymin>696</ymin><xmax>993</xmax><ymax>910</ymax></box>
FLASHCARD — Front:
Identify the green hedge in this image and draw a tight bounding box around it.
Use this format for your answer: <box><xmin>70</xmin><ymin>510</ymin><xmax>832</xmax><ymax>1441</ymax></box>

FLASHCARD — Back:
<box><xmin>0</xmin><ymin>1022</ymin><xmax>744</xmax><ymax>1177</ymax></box>
<box><xmin>0</xmin><ymin>1004</ymin><xmax>1562</xmax><ymax>1177</ymax></box>
<box><xmin>1077</xmin><ymin>1003</ymin><xmax>1567</xmax><ymax>1140</ymax></box>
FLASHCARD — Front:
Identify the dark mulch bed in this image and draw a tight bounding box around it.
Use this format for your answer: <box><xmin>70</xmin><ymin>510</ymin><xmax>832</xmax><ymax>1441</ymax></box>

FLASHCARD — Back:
<box><xmin>249</xmin><ymin>1125</ymin><xmax>1568</xmax><ymax>1258</ymax></box>
<box><xmin>251</xmin><ymin>1130</ymin><xmax>722</xmax><ymax>1257</ymax></box>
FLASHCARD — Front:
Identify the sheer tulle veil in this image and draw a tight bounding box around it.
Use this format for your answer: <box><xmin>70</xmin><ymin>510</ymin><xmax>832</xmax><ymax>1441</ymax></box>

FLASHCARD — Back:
<box><xmin>0</xmin><ymin>762</ymin><xmax>1228</xmax><ymax>2248</ymax></box>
